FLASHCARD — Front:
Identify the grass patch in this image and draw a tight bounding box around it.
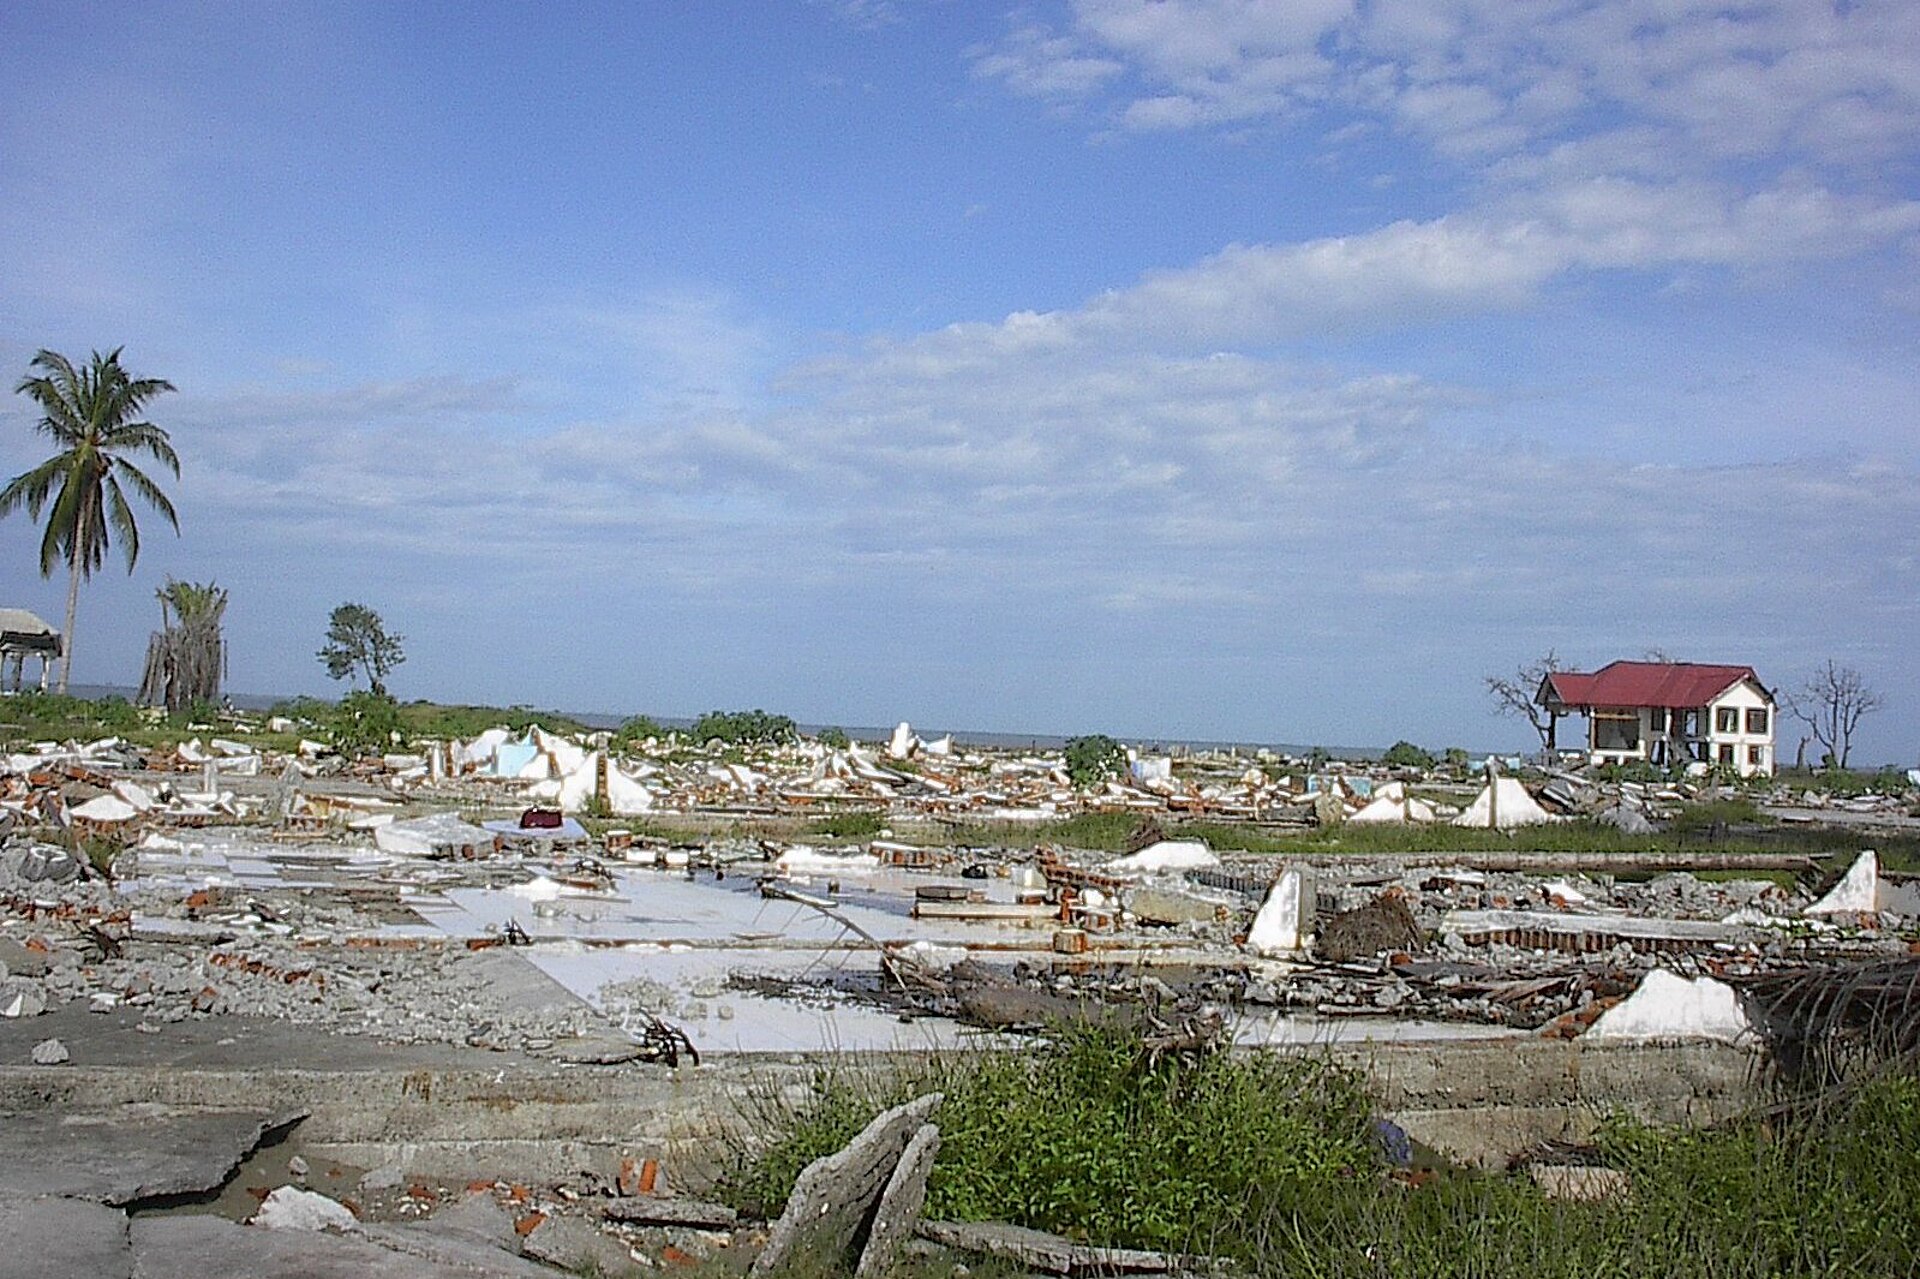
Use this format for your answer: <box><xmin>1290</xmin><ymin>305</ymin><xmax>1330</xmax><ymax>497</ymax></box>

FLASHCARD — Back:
<box><xmin>727</xmin><ymin>1029</ymin><xmax>1920</xmax><ymax>1278</ymax></box>
<box><xmin>721</xmin><ymin>1027</ymin><xmax>1375</xmax><ymax>1258</ymax></box>
<box><xmin>806</xmin><ymin>811</ymin><xmax>885</xmax><ymax>842</ymax></box>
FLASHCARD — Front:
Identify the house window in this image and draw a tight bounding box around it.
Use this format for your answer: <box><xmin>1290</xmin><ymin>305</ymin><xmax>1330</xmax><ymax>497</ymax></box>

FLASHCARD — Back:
<box><xmin>1718</xmin><ymin>743</ymin><xmax>1735</xmax><ymax>764</ymax></box>
<box><xmin>1681</xmin><ymin>710</ymin><xmax>1701</xmax><ymax>737</ymax></box>
<box><xmin>1593</xmin><ymin>713</ymin><xmax>1640</xmax><ymax>752</ymax></box>
<box><xmin>1715</xmin><ymin>707</ymin><xmax>1739</xmax><ymax>734</ymax></box>
<box><xmin>1649</xmin><ymin>708</ymin><xmax>1669</xmax><ymax>733</ymax></box>
<box><xmin>1746</xmin><ymin>708</ymin><xmax>1769</xmax><ymax>734</ymax></box>
<box><xmin>1748</xmin><ymin>745</ymin><xmax>1765</xmax><ymax>767</ymax></box>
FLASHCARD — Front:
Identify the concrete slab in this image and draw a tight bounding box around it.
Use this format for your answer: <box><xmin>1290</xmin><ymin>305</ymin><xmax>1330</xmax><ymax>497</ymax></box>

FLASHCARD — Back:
<box><xmin>355</xmin><ymin>1220</ymin><xmax>560</xmax><ymax>1278</ymax></box>
<box><xmin>0</xmin><ymin>1194</ymin><xmax>132</xmax><ymax>1279</ymax></box>
<box><xmin>127</xmin><ymin>1214</ymin><xmax>538</xmax><ymax>1279</ymax></box>
<box><xmin>856</xmin><ymin>1121</ymin><xmax>939</xmax><ymax>1279</ymax></box>
<box><xmin>0</xmin><ymin>1107</ymin><xmax>304</xmax><ymax>1205</ymax></box>
<box><xmin>752</xmin><ymin>1092</ymin><xmax>942</xmax><ymax>1278</ymax></box>
<box><xmin>0</xmin><ymin>1005</ymin><xmax>541</xmax><ymax>1072</ymax></box>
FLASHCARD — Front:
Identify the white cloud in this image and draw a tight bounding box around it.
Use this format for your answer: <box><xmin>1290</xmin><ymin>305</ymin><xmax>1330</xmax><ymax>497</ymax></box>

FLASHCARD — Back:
<box><xmin>975</xmin><ymin>0</ymin><xmax>1920</xmax><ymax>181</ymax></box>
<box><xmin>970</xmin><ymin>23</ymin><xmax>1125</xmax><ymax>99</ymax></box>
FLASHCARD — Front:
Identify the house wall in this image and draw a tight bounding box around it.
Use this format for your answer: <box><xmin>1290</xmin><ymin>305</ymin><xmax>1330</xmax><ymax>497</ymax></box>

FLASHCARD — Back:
<box><xmin>1706</xmin><ymin>681</ymin><xmax>1774</xmax><ymax>777</ymax></box>
<box><xmin>1580</xmin><ymin>679</ymin><xmax>1775</xmax><ymax>778</ymax></box>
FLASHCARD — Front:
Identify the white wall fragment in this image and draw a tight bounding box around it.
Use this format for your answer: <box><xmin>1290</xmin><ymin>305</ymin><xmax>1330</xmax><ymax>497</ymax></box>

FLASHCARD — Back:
<box><xmin>1805</xmin><ymin>850</ymin><xmax>1879</xmax><ymax>917</ymax></box>
<box><xmin>1586</xmin><ymin>969</ymin><xmax>1751</xmax><ymax>1042</ymax></box>
<box><xmin>1247</xmin><ymin>869</ymin><xmax>1308</xmax><ymax>956</ymax></box>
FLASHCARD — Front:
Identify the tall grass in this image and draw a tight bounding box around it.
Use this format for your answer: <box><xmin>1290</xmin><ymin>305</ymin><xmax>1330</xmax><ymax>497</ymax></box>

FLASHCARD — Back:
<box><xmin>724</xmin><ymin>1028</ymin><xmax>1920</xmax><ymax>1278</ymax></box>
<box><xmin>721</xmin><ymin>1026</ymin><xmax>1374</xmax><ymax>1255</ymax></box>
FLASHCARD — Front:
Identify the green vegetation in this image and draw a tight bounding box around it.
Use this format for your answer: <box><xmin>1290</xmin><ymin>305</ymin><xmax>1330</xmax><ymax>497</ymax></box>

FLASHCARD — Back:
<box><xmin>806</xmin><ymin>810</ymin><xmax>884</xmax><ymax>841</ymax></box>
<box><xmin>1381</xmin><ymin>740</ymin><xmax>1437</xmax><ymax>769</ymax></box>
<box><xmin>317</xmin><ymin>602</ymin><xmax>405</xmax><ymax>696</ymax></box>
<box><xmin>725</xmin><ymin>1026</ymin><xmax>1920</xmax><ymax>1277</ymax></box>
<box><xmin>1776</xmin><ymin>764</ymin><xmax>1915</xmax><ymax>797</ymax></box>
<box><xmin>1</xmin><ymin>347</ymin><xmax>181</xmax><ymax>693</ymax></box>
<box><xmin>724</xmin><ymin>1026</ymin><xmax>1375</xmax><ymax>1256</ymax></box>
<box><xmin>1062</xmin><ymin>734</ymin><xmax>1127</xmax><ymax>788</ymax></box>
<box><xmin>327</xmin><ymin>689</ymin><xmax>403</xmax><ymax>756</ymax></box>
<box><xmin>0</xmin><ymin>692</ymin><xmax>145</xmax><ymax>740</ymax></box>
<box><xmin>613</xmin><ymin>714</ymin><xmax>666</xmax><ymax>745</ymax></box>
<box><xmin>395</xmin><ymin>701</ymin><xmax>591</xmax><ymax>739</ymax></box>
<box><xmin>817</xmin><ymin>726</ymin><xmax>850</xmax><ymax>749</ymax></box>
<box><xmin>691</xmin><ymin>708</ymin><xmax>798</xmax><ymax>746</ymax></box>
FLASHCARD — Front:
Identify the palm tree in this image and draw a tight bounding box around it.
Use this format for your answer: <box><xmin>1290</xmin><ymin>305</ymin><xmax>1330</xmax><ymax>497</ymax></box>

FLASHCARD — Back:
<box><xmin>1</xmin><ymin>348</ymin><xmax>180</xmax><ymax>693</ymax></box>
<box><xmin>139</xmin><ymin>579</ymin><xmax>228</xmax><ymax>714</ymax></box>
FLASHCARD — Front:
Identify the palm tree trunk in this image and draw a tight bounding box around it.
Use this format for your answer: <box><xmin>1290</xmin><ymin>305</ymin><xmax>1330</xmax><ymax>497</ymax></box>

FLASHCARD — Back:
<box><xmin>58</xmin><ymin>499</ymin><xmax>88</xmax><ymax>695</ymax></box>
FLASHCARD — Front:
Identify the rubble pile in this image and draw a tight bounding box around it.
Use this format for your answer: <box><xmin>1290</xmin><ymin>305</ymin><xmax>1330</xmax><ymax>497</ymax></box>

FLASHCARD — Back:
<box><xmin>0</xmin><ymin>712</ymin><xmax>1914</xmax><ymax>1065</ymax></box>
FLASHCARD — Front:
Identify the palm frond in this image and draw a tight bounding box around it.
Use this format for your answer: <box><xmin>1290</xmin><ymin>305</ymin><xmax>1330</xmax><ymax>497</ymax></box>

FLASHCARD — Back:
<box><xmin>109</xmin><ymin>456</ymin><xmax>179</xmax><ymax>531</ymax></box>
<box><xmin>37</xmin><ymin>469</ymin><xmax>84</xmax><ymax>577</ymax></box>
<box><xmin>103</xmin><ymin>474</ymin><xmax>141</xmax><ymax>572</ymax></box>
<box><xmin>0</xmin><ymin>456</ymin><xmax>69</xmax><ymax>519</ymax></box>
<box><xmin>102</xmin><ymin>422</ymin><xmax>181</xmax><ymax>476</ymax></box>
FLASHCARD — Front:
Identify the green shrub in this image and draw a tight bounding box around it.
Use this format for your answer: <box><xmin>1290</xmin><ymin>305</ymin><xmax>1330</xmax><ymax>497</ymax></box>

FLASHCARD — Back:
<box><xmin>728</xmin><ymin>1047</ymin><xmax>1920</xmax><ymax>1277</ymax></box>
<box><xmin>329</xmin><ymin>690</ymin><xmax>403</xmax><ymax>756</ymax></box>
<box><xmin>817</xmin><ymin>726</ymin><xmax>850</xmax><ymax>749</ymax></box>
<box><xmin>808</xmin><ymin>810</ymin><xmax>883</xmax><ymax>841</ymax></box>
<box><xmin>692</xmin><ymin>708</ymin><xmax>798</xmax><ymax>746</ymax></box>
<box><xmin>1063</xmin><ymin>734</ymin><xmax>1127</xmax><ymax>788</ymax></box>
<box><xmin>614</xmin><ymin>714</ymin><xmax>665</xmax><ymax>745</ymax></box>
<box><xmin>1381</xmin><ymin>740</ymin><xmax>1436</xmax><ymax>769</ymax></box>
<box><xmin>723</xmin><ymin>1026</ymin><xmax>1374</xmax><ymax>1258</ymax></box>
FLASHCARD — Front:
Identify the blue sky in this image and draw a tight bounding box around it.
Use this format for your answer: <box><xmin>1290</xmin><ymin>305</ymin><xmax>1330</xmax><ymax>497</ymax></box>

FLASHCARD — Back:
<box><xmin>0</xmin><ymin>1</ymin><xmax>1915</xmax><ymax>761</ymax></box>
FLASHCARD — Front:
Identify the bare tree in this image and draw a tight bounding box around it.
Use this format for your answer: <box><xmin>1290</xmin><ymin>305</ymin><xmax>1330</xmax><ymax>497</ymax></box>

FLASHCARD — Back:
<box><xmin>1485</xmin><ymin>649</ymin><xmax>1563</xmax><ymax>750</ymax></box>
<box><xmin>1783</xmin><ymin>660</ymin><xmax>1882</xmax><ymax>770</ymax></box>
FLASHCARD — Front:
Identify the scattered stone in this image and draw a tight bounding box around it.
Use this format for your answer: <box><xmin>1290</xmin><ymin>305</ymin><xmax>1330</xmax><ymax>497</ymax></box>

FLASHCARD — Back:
<box><xmin>30</xmin><ymin>1037</ymin><xmax>68</xmax><ymax>1065</ymax></box>
<box><xmin>360</xmin><ymin>1165</ymin><xmax>406</xmax><ymax>1193</ymax></box>
<box><xmin>250</xmin><ymin>1185</ymin><xmax>357</xmax><ymax>1231</ymax></box>
<box><xmin>0</xmin><ymin>937</ymin><xmax>47</xmax><ymax>978</ymax></box>
<box><xmin>1</xmin><ymin>990</ymin><xmax>45</xmax><ymax>1019</ymax></box>
<box><xmin>522</xmin><ymin>1214</ymin><xmax>644</xmax><ymax>1277</ymax></box>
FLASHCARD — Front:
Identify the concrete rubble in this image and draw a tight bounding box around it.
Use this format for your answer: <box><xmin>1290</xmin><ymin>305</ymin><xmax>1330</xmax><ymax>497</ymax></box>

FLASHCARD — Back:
<box><xmin>0</xmin><ymin>712</ymin><xmax>1913</xmax><ymax>1271</ymax></box>
<box><xmin>0</xmin><ymin>717</ymin><xmax>1913</xmax><ymax>1057</ymax></box>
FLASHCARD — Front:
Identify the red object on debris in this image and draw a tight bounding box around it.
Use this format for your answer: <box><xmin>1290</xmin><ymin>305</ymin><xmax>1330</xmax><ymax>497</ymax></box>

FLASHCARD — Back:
<box><xmin>662</xmin><ymin>1245</ymin><xmax>698</xmax><ymax>1267</ymax></box>
<box><xmin>519</xmin><ymin>808</ymin><xmax>563</xmax><ymax>830</ymax></box>
<box><xmin>617</xmin><ymin>1156</ymin><xmax>660</xmax><ymax>1196</ymax></box>
<box><xmin>514</xmin><ymin>1211</ymin><xmax>547</xmax><ymax>1237</ymax></box>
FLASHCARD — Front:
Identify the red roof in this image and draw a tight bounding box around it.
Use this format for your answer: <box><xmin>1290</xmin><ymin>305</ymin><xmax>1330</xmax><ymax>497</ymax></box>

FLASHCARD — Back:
<box><xmin>1542</xmin><ymin>661</ymin><xmax>1766</xmax><ymax>710</ymax></box>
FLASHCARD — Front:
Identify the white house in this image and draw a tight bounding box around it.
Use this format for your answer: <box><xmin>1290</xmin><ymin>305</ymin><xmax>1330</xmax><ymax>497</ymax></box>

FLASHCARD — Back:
<box><xmin>1537</xmin><ymin>661</ymin><xmax>1776</xmax><ymax>777</ymax></box>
